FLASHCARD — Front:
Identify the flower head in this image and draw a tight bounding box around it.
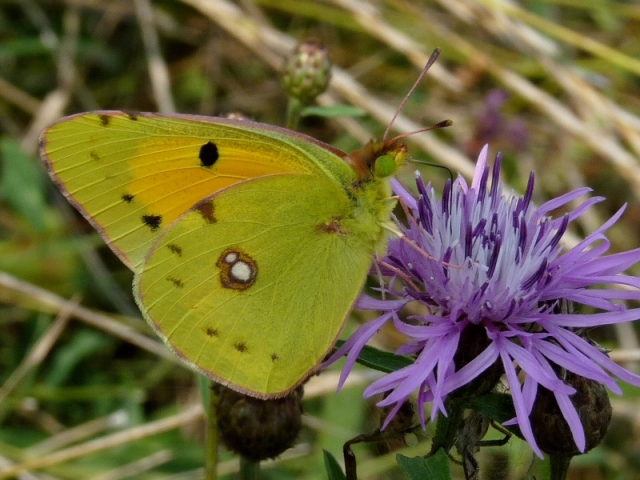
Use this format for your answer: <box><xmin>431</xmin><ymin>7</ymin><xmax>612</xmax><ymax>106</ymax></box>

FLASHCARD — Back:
<box><xmin>330</xmin><ymin>146</ymin><xmax>640</xmax><ymax>457</ymax></box>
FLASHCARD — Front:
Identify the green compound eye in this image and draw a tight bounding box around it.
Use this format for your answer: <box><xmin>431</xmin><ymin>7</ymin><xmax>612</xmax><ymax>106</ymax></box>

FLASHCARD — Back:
<box><xmin>374</xmin><ymin>154</ymin><xmax>397</xmax><ymax>178</ymax></box>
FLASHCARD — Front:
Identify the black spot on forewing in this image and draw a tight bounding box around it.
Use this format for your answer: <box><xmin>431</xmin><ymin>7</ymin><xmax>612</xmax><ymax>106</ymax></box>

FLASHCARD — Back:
<box><xmin>167</xmin><ymin>277</ymin><xmax>184</xmax><ymax>288</ymax></box>
<box><xmin>199</xmin><ymin>141</ymin><xmax>219</xmax><ymax>168</ymax></box>
<box><xmin>98</xmin><ymin>114</ymin><xmax>110</xmax><ymax>127</ymax></box>
<box><xmin>167</xmin><ymin>243</ymin><xmax>182</xmax><ymax>256</ymax></box>
<box><xmin>90</xmin><ymin>151</ymin><xmax>100</xmax><ymax>161</ymax></box>
<box><xmin>271</xmin><ymin>353</ymin><xmax>279</xmax><ymax>362</ymax></box>
<box><xmin>125</xmin><ymin>112</ymin><xmax>138</xmax><ymax>121</ymax></box>
<box><xmin>122</xmin><ymin>193</ymin><xmax>134</xmax><ymax>203</ymax></box>
<box><xmin>142</xmin><ymin>214</ymin><xmax>162</xmax><ymax>232</ymax></box>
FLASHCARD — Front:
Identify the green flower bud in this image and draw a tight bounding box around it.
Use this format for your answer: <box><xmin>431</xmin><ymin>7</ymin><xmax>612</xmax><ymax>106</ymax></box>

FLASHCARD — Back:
<box><xmin>282</xmin><ymin>39</ymin><xmax>332</xmax><ymax>105</ymax></box>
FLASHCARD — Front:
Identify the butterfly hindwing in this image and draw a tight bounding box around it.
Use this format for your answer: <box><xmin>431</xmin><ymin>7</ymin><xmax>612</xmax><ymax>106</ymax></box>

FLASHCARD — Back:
<box><xmin>134</xmin><ymin>173</ymin><xmax>376</xmax><ymax>396</ymax></box>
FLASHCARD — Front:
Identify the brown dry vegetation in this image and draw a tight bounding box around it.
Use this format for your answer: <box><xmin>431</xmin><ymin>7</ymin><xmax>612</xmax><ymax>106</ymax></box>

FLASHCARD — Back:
<box><xmin>2</xmin><ymin>1</ymin><xmax>640</xmax><ymax>478</ymax></box>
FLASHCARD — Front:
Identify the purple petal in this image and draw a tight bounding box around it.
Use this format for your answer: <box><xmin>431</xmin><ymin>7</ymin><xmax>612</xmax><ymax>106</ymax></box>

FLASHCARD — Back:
<box><xmin>501</xmin><ymin>350</ymin><xmax>544</xmax><ymax>458</ymax></box>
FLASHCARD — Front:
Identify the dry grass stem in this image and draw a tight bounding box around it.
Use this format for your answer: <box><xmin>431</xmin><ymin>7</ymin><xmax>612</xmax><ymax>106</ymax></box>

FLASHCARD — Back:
<box><xmin>0</xmin><ymin>405</ymin><xmax>203</xmax><ymax>479</ymax></box>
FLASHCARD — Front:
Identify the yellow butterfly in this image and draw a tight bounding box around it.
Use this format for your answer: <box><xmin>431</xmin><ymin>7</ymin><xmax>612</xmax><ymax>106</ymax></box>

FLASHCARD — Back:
<box><xmin>39</xmin><ymin>111</ymin><xmax>409</xmax><ymax>397</ymax></box>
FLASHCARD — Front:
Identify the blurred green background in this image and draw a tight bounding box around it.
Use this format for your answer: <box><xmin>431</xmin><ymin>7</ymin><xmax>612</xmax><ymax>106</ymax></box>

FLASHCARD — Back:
<box><xmin>2</xmin><ymin>0</ymin><xmax>640</xmax><ymax>478</ymax></box>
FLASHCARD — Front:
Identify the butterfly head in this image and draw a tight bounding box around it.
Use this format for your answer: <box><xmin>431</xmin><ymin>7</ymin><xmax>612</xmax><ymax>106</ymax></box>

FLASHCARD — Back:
<box><xmin>346</xmin><ymin>138</ymin><xmax>408</xmax><ymax>182</ymax></box>
<box><xmin>343</xmin><ymin>117</ymin><xmax>451</xmax><ymax>183</ymax></box>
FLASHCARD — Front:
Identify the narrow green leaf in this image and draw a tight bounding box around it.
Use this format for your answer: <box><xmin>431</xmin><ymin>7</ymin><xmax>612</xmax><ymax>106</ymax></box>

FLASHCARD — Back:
<box><xmin>0</xmin><ymin>137</ymin><xmax>48</xmax><ymax>232</ymax></box>
<box><xmin>333</xmin><ymin>341</ymin><xmax>413</xmax><ymax>373</ymax></box>
<box><xmin>466</xmin><ymin>393</ymin><xmax>523</xmax><ymax>439</ymax></box>
<box><xmin>323</xmin><ymin>449</ymin><xmax>347</xmax><ymax>480</ymax></box>
<box><xmin>466</xmin><ymin>393</ymin><xmax>515</xmax><ymax>423</ymax></box>
<box><xmin>301</xmin><ymin>105</ymin><xmax>366</xmax><ymax>118</ymax></box>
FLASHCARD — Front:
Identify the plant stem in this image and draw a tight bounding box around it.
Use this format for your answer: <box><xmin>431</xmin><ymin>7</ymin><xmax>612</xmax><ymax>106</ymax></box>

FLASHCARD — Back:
<box><xmin>240</xmin><ymin>456</ymin><xmax>260</xmax><ymax>479</ymax></box>
<box><xmin>549</xmin><ymin>453</ymin><xmax>572</xmax><ymax>480</ymax></box>
<box><xmin>204</xmin><ymin>382</ymin><xmax>219</xmax><ymax>480</ymax></box>
<box><xmin>430</xmin><ymin>399</ymin><xmax>465</xmax><ymax>456</ymax></box>
<box><xmin>286</xmin><ymin>97</ymin><xmax>303</xmax><ymax>131</ymax></box>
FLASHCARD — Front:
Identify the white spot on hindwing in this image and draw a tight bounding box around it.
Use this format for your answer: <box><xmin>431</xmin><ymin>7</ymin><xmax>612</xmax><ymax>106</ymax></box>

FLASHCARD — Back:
<box><xmin>230</xmin><ymin>261</ymin><xmax>252</xmax><ymax>283</ymax></box>
<box><xmin>217</xmin><ymin>248</ymin><xmax>257</xmax><ymax>290</ymax></box>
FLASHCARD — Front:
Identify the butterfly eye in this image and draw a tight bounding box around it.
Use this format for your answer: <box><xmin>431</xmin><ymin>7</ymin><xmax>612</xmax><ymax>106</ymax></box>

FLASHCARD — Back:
<box><xmin>374</xmin><ymin>154</ymin><xmax>397</xmax><ymax>178</ymax></box>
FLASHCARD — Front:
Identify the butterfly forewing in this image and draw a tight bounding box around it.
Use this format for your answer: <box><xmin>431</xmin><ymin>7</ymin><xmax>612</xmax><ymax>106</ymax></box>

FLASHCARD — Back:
<box><xmin>40</xmin><ymin>111</ymin><xmax>344</xmax><ymax>271</ymax></box>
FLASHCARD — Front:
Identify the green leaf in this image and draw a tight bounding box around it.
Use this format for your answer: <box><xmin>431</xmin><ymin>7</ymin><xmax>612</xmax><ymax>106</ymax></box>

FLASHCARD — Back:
<box><xmin>0</xmin><ymin>137</ymin><xmax>48</xmax><ymax>232</ymax></box>
<box><xmin>333</xmin><ymin>341</ymin><xmax>414</xmax><ymax>373</ymax></box>
<box><xmin>467</xmin><ymin>393</ymin><xmax>515</xmax><ymax>423</ymax></box>
<box><xmin>397</xmin><ymin>449</ymin><xmax>452</xmax><ymax>480</ymax></box>
<box><xmin>323</xmin><ymin>449</ymin><xmax>347</xmax><ymax>480</ymax></box>
<box><xmin>301</xmin><ymin>104</ymin><xmax>366</xmax><ymax>118</ymax></box>
<box><xmin>44</xmin><ymin>329</ymin><xmax>112</xmax><ymax>387</ymax></box>
<box><xmin>467</xmin><ymin>393</ymin><xmax>523</xmax><ymax>440</ymax></box>
<box><xmin>0</xmin><ymin>37</ymin><xmax>51</xmax><ymax>57</ymax></box>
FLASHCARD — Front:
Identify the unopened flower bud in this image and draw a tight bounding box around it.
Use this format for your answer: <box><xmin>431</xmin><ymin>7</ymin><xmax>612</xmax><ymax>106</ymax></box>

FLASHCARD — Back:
<box><xmin>282</xmin><ymin>39</ymin><xmax>332</xmax><ymax>104</ymax></box>
<box><xmin>216</xmin><ymin>385</ymin><xmax>304</xmax><ymax>461</ymax></box>
<box><xmin>530</xmin><ymin>371</ymin><xmax>612</xmax><ymax>455</ymax></box>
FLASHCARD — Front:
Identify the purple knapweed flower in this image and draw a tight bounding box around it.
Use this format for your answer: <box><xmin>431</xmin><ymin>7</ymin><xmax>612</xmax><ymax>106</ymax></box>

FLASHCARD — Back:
<box><xmin>330</xmin><ymin>145</ymin><xmax>640</xmax><ymax>458</ymax></box>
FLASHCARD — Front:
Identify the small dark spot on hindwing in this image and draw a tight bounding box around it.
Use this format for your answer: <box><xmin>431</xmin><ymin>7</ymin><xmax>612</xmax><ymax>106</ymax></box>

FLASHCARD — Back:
<box><xmin>167</xmin><ymin>277</ymin><xmax>184</xmax><ymax>288</ymax></box>
<box><xmin>205</xmin><ymin>327</ymin><xmax>219</xmax><ymax>338</ymax></box>
<box><xmin>122</xmin><ymin>193</ymin><xmax>134</xmax><ymax>203</ymax></box>
<box><xmin>167</xmin><ymin>243</ymin><xmax>183</xmax><ymax>256</ymax></box>
<box><xmin>142</xmin><ymin>214</ymin><xmax>162</xmax><ymax>232</ymax></box>
<box><xmin>234</xmin><ymin>342</ymin><xmax>248</xmax><ymax>353</ymax></box>
<box><xmin>125</xmin><ymin>112</ymin><xmax>138</xmax><ymax>121</ymax></box>
<box><xmin>90</xmin><ymin>151</ymin><xmax>100</xmax><ymax>161</ymax></box>
<box><xmin>199</xmin><ymin>141</ymin><xmax>219</xmax><ymax>168</ymax></box>
<box><xmin>271</xmin><ymin>353</ymin><xmax>279</xmax><ymax>362</ymax></box>
<box><xmin>98</xmin><ymin>114</ymin><xmax>110</xmax><ymax>127</ymax></box>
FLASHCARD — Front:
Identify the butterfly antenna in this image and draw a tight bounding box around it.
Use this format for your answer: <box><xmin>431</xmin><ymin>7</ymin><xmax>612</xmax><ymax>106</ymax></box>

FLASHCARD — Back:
<box><xmin>383</xmin><ymin>48</ymin><xmax>442</xmax><ymax>142</ymax></box>
<box><xmin>410</xmin><ymin>159</ymin><xmax>455</xmax><ymax>183</ymax></box>
<box><xmin>389</xmin><ymin>119</ymin><xmax>452</xmax><ymax>144</ymax></box>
